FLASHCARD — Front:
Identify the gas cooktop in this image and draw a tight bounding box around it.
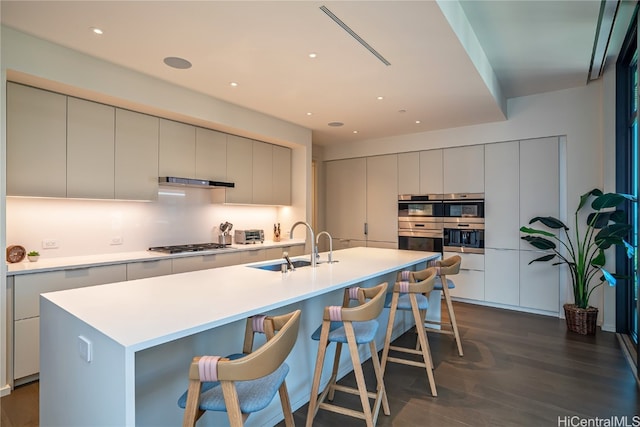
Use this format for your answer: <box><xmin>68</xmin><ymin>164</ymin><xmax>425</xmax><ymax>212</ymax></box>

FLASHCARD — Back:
<box><xmin>148</xmin><ymin>243</ymin><xmax>229</xmax><ymax>254</ymax></box>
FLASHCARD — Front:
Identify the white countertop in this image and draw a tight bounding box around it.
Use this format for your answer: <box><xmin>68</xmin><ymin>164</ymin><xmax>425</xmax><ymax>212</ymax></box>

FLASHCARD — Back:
<box><xmin>42</xmin><ymin>247</ymin><xmax>439</xmax><ymax>352</ymax></box>
<box><xmin>6</xmin><ymin>239</ymin><xmax>305</xmax><ymax>275</ymax></box>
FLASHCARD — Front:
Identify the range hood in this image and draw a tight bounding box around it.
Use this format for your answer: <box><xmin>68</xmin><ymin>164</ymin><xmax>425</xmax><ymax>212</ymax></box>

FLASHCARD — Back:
<box><xmin>158</xmin><ymin>177</ymin><xmax>235</xmax><ymax>189</ymax></box>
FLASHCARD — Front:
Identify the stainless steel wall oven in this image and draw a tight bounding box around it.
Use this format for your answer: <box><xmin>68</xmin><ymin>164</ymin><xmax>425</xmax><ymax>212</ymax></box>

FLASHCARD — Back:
<box><xmin>399</xmin><ymin>193</ymin><xmax>484</xmax><ymax>254</ymax></box>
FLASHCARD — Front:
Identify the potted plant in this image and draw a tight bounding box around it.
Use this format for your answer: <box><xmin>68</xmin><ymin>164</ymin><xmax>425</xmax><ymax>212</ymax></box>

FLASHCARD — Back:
<box><xmin>27</xmin><ymin>250</ymin><xmax>40</xmax><ymax>262</ymax></box>
<box><xmin>520</xmin><ymin>189</ymin><xmax>636</xmax><ymax>335</ymax></box>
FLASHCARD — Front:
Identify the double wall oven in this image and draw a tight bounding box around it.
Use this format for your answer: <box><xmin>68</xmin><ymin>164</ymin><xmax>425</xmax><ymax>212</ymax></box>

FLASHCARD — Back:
<box><xmin>398</xmin><ymin>193</ymin><xmax>484</xmax><ymax>254</ymax></box>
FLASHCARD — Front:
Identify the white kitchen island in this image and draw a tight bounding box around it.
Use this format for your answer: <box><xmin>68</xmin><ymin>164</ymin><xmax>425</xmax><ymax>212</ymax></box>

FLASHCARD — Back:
<box><xmin>39</xmin><ymin>247</ymin><xmax>440</xmax><ymax>426</ymax></box>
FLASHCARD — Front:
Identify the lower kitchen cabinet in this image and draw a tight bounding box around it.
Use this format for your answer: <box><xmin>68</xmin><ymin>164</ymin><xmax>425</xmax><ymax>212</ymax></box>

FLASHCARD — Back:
<box><xmin>12</xmin><ymin>264</ymin><xmax>127</xmax><ymax>382</ymax></box>
<box><xmin>484</xmin><ymin>248</ymin><xmax>519</xmax><ymax>305</ymax></box>
<box><xmin>238</xmin><ymin>249</ymin><xmax>267</xmax><ymax>264</ymax></box>
<box><xmin>519</xmin><ymin>250</ymin><xmax>560</xmax><ymax>312</ymax></box>
<box><xmin>127</xmin><ymin>259</ymin><xmax>173</xmax><ymax>280</ymax></box>
<box><xmin>171</xmin><ymin>252</ymin><xmax>242</xmax><ymax>273</ymax></box>
<box><xmin>367</xmin><ymin>240</ymin><xmax>398</xmax><ymax>249</ymax></box>
<box><xmin>446</xmin><ymin>252</ymin><xmax>485</xmax><ymax>301</ymax></box>
<box><xmin>333</xmin><ymin>239</ymin><xmax>367</xmax><ymax>250</ymax></box>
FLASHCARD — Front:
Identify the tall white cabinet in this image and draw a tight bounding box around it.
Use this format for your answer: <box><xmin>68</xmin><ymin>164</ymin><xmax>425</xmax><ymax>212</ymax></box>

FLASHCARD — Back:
<box><xmin>484</xmin><ymin>137</ymin><xmax>560</xmax><ymax>312</ymax></box>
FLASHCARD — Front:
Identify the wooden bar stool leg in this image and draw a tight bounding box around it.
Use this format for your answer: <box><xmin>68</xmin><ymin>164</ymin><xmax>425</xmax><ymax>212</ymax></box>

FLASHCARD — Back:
<box><xmin>411</xmin><ymin>299</ymin><xmax>437</xmax><ymax>397</ymax></box>
<box><xmin>369</xmin><ymin>340</ymin><xmax>390</xmax><ymax>417</ymax></box>
<box><xmin>278</xmin><ymin>381</ymin><xmax>294</xmax><ymax>427</ymax></box>
<box><xmin>327</xmin><ymin>342</ymin><xmax>343</xmax><ymax>402</ymax></box>
<box><xmin>344</xmin><ymin>324</ymin><xmax>375</xmax><ymax>427</ymax></box>
<box><xmin>307</xmin><ymin>322</ymin><xmax>331</xmax><ymax>427</ymax></box>
<box><xmin>443</xmin><ymin>286</ymin><xmax>463</xmax><ymax>356</ymax></box>
<box><xmin>380</xmin><ymin>293</ymin><xmax>399</xmax><ymax>376</ymax></box>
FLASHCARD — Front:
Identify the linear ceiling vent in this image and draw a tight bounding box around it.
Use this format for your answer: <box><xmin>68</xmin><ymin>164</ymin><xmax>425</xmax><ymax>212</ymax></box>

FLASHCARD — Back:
<box><xmin>319</xmin><ymin>5</ymin><xmax>391</xmax><ymax>66</ymax></box>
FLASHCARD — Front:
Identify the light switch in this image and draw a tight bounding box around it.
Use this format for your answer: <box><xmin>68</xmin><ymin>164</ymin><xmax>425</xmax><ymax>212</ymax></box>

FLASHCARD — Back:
<box><xmin>78</xmin><ymin>335</ymin><xmax>92</xmax><ymax>363</ymax></box>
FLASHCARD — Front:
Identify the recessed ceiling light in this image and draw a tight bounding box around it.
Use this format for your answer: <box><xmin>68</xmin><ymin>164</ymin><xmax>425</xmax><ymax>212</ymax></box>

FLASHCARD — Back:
<box><xmin>306</xmin><ymin>112</ymin><xmax>313</xmax><ymax>116</ymax></box>
<box><xmin>230</xmin><ymin>82</ymin><xmax>239</xmax><ymax>87</ymax></box>
<box><xmin>415</xmin><ymin>120</ymin><xmax>421</xmax><ymax>124</ymax></box>
<box><xmin>353</xmin><ymin>130</ymin><xmax>359</xmax><ymax>134</ymax></box>
<box><xmin>309</xmin><ymin>53</ymin><xmax>317</xmax><ymax>58</ymax></box>
<box><xmin>328</xmin><ymin>122</ymin><xmax>344</xmax><ymax>127</ymax></box>
<box><xmin>377</xmin><ymin>96</ymin><xmax>384</xmax><ymax>100</ymax></box>
<box><xmin>163</xmin><ymin>57</ymin><xmax>192</xmax><ymax>69</ymax></box>
<box><xmin>90</xmin><ymin>27</ymin><xmax>103</xmax><ymax>35</ymax></box>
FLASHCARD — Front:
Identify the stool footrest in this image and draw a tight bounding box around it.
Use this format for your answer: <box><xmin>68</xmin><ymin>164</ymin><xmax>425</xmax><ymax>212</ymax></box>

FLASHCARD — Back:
<box><xmin>423</xmin><ymin>327</ymin><xmax>455</xmax><ymax>336</ymax></box>
<box><xmin>319</xmin><ymin>402</ymin><xmax>367</xmax><ymax>420</ymax></box>
<box><xmin>389</xmin><ymin>345</ymin><xmax>422</xmax><ymax>356</ymax></box>
<box><xmin>387</xmin><ymin>356</ymin><xmax>427</xmax><ymax>369</ymax></box>
<box><xmin>332</xmin><ymin>384</ymin><xmax>378</xmax><ymax>400</ymax></box>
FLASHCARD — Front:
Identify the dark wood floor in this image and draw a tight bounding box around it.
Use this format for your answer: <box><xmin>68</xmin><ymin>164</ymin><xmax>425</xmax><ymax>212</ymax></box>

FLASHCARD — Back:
<box><xmin>2</xmin><ymin>302</ymin><xmax>639</xmax><ymax>427</ymax></box>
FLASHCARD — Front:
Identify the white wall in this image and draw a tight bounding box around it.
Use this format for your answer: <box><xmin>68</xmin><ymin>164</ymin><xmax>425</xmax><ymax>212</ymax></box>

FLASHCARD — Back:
<box><xmin>0</xmin><ymin>26</ymin><xmax>313</xmax><ymax>394</ymax></box>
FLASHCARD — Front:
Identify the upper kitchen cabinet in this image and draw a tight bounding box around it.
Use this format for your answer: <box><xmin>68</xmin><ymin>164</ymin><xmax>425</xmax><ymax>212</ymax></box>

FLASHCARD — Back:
<box><xmin>114</xmin><ymin>109</ymin><xmax>159</xmax><ymax>200</ymax></box>
<box><xmin>484</xmin><ymin>141</ymin><xmax>519</xmax><ymax>250</ymax></box>
<box><xmin>397</xmin><ymin>150</ymin><xmax>443</xmax><ymax>195</ymax></box>
<box><xmin>366</xmin><ymin>154</ymin><xmax>398</xmax><ymax>243</ymax></box>
<box><xmin>272</xmin><ymin>145</ymin><xmax>291</xmax><ymax>205</ymax></box>
<box><xmin>519</xmin><ymin>137</ymin><xmax>559</xmax><ymax>250</ymax></box>
<box><xmin>195</xmin><ymin>128</ymin><xmax>227</xmax><ymax>181</ymax></box>
<box><xmin>7</xmin><ymin>82</ymin><xmax>67</xmax><ymax>197</ymax></box>
<box><xmin>67</xmin><ymin>97</ymin><xmax>115</xmax><ymax>199</ymax></box>
<box><xmin>419</xmin><ymin>149</ymin><xmax>443</xmax><ymax>194</ymax></box>
<box><xmin>159</xmin><ymin>119</ymin><xmax>196</xmax><ymax>178</ymax></box>
<box><xmin>443</xmin><ymin>145</ymin><xmax>484</xmax><ymax>194</ymax></box>
<box><xmin>326</xmin><ymin>158</ymin><xmax>367</xmax><ymax>241</ymax></box>
<box><xmin>225</xmin><ymin>135</ymin><xmax>253</xmax><ymax>203</ymax></box>
<box><xmin>252</xmin><ymin>141</ymin><xmax>273</xmax><ymax>204</ymax></box>
<box><xmin>397</xmin><ymin>152</ymin><xmax>419</xmax><ymax>195</ymax></box>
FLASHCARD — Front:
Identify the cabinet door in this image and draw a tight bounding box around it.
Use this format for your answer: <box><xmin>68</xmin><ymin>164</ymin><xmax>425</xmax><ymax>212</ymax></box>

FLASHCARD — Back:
<box><xmin>14</xmin><ymin>265</ymin><xmax>127</xmax><ymax>320</ymax></box>
<box><xmin>519</xmin><ymin>250</ymin><xmax>560</xmax><ymax>312</ymax></box>
<box><xmin>226</xmin><ymin>135</ymin><xmax>253</xmax><ymax>204</ymax></box>
<box><xmin>127</xmin><ymin>259</ymin><xmax>173</xmax><ymax>280</ymax></box>
<box><xmin>485</xmin><ymin>141</ymin><xmax>519</xmax><ymax>249</ymax></box>
<box><xmin>443</xmin><ymin>145</ymin><xmax>484</xmax><ymax>194</ymax></box>
<box><xmin>272</xmin><ymin>145</ymin><xmax>292</xmax><ymax>205</ymax></box>
<box><xmin>159</xmin><ymin>119</ymin><xmax>196</xmax><ymax>178</ymax></box>
<box><xmin>115</xmin><ymin>109</ymin><xmax>159</xmax><ymax>200</ymax></box>
<box><xmin>252</xmin><ymin>142</ymin><xmax>273</xmax><ymax>204</ymax></box>
<box><xmin>7</xmin><ymin>83</ymin><xmax>67</xmax><ymax>197</ymax></box>
<box><xmin>239</xmin><ymin>249</ymin><xmax>266</xmax><ymax>264</ymax></box>
<box><xmin>171</xmin><ymin>252</ymin><xmax>241</xmax><ymax>273</ymax></box>
<box><xmin>67</xmin><ymin>97</ymin><xmax>115</xmax><ymax>199</ymax></box>
<box><xmin>445</xmin><ymin>251</ymin><xmax>485</xmax><ymax>301</ymax></box>
<box><xmin>14</xmin><ymin>317</ymin><xmax>39</xmax><ymax>379</ymax></box>
<box><xmin>366</xmin><ymin>154</ymin><xmax>398</xmax><ymax>243</ymax></box>
<box><xmin>419</xmin><ymin>149</ymin><xmax>443</xmax><ymax>194</ymax></box>
<box><xmin>519</xmin><ymin>137</ymin><xmax>559</xmax><ymax>250</ymax></box>
<box><xmin>484</xmin><ymin>248</ymin><xmax>519</xmax><ymax>305</ymax></box>
<box><xmin>398</xmin><ymin>152</ymin><xmax>420</xmax><ymax>195</ymax></box>
<box><xmin>195</xmin><ymin>128</ymin><xmax>227</xmax><ymax>181</ymax></box>
<box><xmin>326</xmin><ymin>158</ymin><xmax>367</xmax><ymax>240</ymax></box>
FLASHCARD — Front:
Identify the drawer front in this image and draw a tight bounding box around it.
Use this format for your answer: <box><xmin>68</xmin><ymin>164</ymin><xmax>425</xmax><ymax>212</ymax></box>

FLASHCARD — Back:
<box><xmin>171</xmin><ymin>252</ymin><xmax>241</xmax><ymax>273</ymax></box>
<box><xmin>14</xmin><ymin>317</ymin><xmax>39</xmax><ymax>379</ymax></box>
<box><xmin>448</xmin><ymin>269</ymin><xmax>485</xmax><ymax>301</ymax></box>
<box><xmin>14</xmin><ymin>264</ymin><xmax>127</xmax><ymax>320</ymax></box>
<box><xmin>444</xmin><ymin>251</ymin><xmax>484</xmax><ymax>271</ymax></box>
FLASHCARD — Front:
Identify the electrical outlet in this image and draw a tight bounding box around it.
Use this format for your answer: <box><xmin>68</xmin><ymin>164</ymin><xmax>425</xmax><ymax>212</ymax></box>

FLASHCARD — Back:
<box><xmin>110</xmin><ymin>236</ymin><xmax>123</xmax><ymax>245</ymax></box>
<box><xmin>42</xmin><ymin>239</ymin><xmax>58</xmax><ymax>249</ymax></box>
<box><xmin>78</xmin><ymin>336</ymin><xmax>92</xmax><ymax>363</ymax></box>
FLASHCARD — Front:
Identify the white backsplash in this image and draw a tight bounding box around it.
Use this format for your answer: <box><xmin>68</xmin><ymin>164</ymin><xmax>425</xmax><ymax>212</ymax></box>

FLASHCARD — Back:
<box><xmin>6</xmin><ymin>187</ymin><xmax>291</xmax><ymax>258</ymax></box>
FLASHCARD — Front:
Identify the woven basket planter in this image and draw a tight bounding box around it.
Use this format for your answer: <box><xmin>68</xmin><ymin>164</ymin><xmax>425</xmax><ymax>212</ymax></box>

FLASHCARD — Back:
<box><xmin>563</xmin><ymin>304</ymin><xmax>598</xmax><ymax>335</ymax></box>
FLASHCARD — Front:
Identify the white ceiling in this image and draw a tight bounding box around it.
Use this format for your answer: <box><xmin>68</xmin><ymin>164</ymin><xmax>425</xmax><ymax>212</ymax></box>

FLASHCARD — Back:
<box><xmin>0</xmin><ymin>1</ymin><xmax>605</xmax><ymax>146</ymax></box>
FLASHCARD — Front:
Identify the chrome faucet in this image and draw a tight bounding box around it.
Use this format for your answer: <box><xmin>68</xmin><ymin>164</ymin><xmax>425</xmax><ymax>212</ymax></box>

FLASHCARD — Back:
<box><xmin>290</xmin><ymin>221</ymin><xmax>316</xmax><ymax>267</ymax></box>
<box><xmin>316</xmin><ymin>231</ymin><xmax>334</xmax><ymax>264</ymax></box>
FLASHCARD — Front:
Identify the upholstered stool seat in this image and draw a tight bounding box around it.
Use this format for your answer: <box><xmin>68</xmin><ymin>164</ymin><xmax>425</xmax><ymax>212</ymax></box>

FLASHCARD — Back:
<box><xmin>179</xmin><ymin>310</ymin><xmax>301</xmax><ymax>427</ymax></box>
<box><xmin>381</xmin><ymin>268</ymin><xmax>438</xmax><ymax>396</ymax></box>
<box><xmin>306</xmin><ymin>283</ymin><xmax>389</xmax><ymax>427</ymax></box>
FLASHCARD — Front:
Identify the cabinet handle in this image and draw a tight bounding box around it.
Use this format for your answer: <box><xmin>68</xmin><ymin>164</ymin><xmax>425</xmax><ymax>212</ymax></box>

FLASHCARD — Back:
<box><xmin>364</xmin><ymin>223</ymin><xmax>368</xmax><ymax>235</ymax></box>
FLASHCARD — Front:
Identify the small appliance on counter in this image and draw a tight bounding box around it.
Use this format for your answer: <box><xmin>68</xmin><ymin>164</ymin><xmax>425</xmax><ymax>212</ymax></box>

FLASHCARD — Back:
<box><xmin>219</xmin><ymin>222</ymin><xmax>233</xmax><ymax>245</ymax></box>
<box><xmin>234</xmin><ymin>229</ymin><xmax>264</xmax><ymax>244</ymax></box>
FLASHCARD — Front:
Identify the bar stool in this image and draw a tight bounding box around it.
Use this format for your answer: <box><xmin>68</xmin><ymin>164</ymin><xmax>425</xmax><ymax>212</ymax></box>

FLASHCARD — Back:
<box><xmin>380</xmin><ymin>267</ymin><xmax>438</xmax><ymax>397</ymax></box>
<box><xmin>306</xmin><ymin>282</ymin><xmax>389</xmax><ymax>427</ymax></box>
<box><xmin>425</xmin><ymin>255</ymin><xmax>463</xmax><ymax>356</ymax></box>
<box><xmin>178</xmin><ymin>310</ymin><xmax>301</xmax><ymax>427</ymax></box>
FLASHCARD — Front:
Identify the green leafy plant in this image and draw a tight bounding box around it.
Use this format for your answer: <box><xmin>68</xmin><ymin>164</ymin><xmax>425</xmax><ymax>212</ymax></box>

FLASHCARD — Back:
<box><xmin>27</xmin><ymin>250</ymin><xmax>39</xmax><ymax>256</ymax></box>
<box><xmin>520</xmin><ymin>189</ymin><xmax>636</xmax><ymax>309</ymax></box>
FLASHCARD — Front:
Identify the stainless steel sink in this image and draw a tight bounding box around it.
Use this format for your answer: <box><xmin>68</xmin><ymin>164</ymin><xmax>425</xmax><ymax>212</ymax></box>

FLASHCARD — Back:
<box><xmin>249</xmin><ymin>259</ymin><xmax>312</xmax><ymax>271</ymax></box>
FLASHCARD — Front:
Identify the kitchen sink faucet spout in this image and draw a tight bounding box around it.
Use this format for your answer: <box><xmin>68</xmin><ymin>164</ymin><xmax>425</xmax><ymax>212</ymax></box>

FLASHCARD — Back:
<box><xmin>290</xmin><ymin>221</ymin><xmax>316</xmax><ymax>267</ymax></box>
<box><xmin>316</xmin><ymin>231</ymin><xmax>334</xmax><ymax>263</ymax></box>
